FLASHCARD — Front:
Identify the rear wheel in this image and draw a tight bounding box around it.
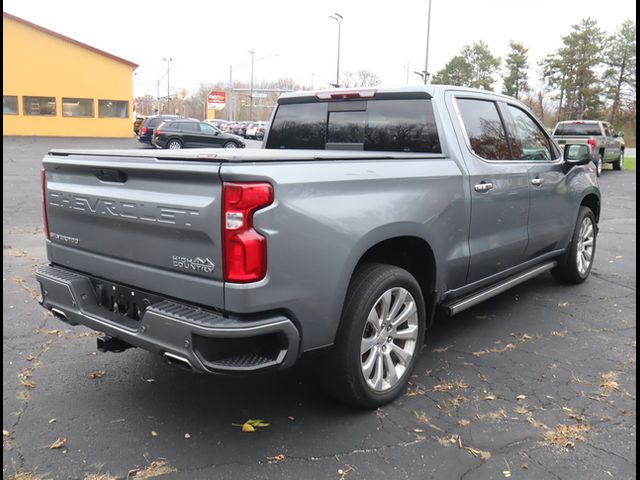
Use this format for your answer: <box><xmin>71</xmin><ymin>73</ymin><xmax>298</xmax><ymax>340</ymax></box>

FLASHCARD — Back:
<box><xmin>613</xmin><ymin>151</ymin><xmax>624</xmax><ymax>171</ymax></box>
<box><xmin>552</xmin><ymin>206</ymin><xmax>597</xmax><ymax>284</ymax></box>
<box><xmin>322</xmin><ymin>263</ymin><xmax>426</xmax><ymax>408</ymax></box>
<box><xmin>223</xmin><ymin>142</ymin><xmax>238</xmax><ymax>148</ymax></box>
<box><xmin>167</xmin><ymin>139</ymin><xmax>182</xmax><ymax>150</ymax></box>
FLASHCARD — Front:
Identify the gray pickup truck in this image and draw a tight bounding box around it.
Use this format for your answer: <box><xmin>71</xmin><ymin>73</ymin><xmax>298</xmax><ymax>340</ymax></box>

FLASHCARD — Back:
<box><xmin>552</xmin><ymin>120</ymin><xmax>625</xmax><ymax>175</ymax></box>
<box><xmin>37</xmin><ymin>86</ymin><xmax>600</xmax><ymax>407</ymax></box>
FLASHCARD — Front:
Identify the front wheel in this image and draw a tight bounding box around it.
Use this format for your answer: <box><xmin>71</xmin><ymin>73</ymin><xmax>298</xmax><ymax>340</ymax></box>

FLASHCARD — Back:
<box><xmin>552</xmin><ymin>206</ymin><xmax>597</xmax><ymax>284</ymax></box>
<box><xmin>613</xmin><ymin>151</ymin><xmax>624</xmax><ymax>171</ymax></box>
<box><xmin>223</xmin><ymin>142</ymin><xmax>238</xmax><ymax>148</ymax></box>
<box><xmin>322</xmin><ymin>263</ymin><xmax>426</xmax><ymax>408</ymax></box>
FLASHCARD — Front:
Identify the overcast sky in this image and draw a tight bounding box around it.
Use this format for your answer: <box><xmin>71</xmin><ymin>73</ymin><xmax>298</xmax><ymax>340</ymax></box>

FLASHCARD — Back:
<box><xmin>4</xmin><ymin>0</ymin><xmax>636</xmax><ymax>97</ymax></box>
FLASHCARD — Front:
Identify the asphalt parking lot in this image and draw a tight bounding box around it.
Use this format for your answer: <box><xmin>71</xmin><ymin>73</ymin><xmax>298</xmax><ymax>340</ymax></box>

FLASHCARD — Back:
<box><xmin>3</xmin><ymin>137</ymin><xmax>636</xmax><ymax>480</ymax></box>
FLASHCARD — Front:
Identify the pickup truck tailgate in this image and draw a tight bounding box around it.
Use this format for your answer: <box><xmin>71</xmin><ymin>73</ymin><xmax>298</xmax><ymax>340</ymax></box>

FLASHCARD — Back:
<box><xmin>42</xmin><ymin>152</ymin><xmax>224</xmax><ymax>308</ymax></box>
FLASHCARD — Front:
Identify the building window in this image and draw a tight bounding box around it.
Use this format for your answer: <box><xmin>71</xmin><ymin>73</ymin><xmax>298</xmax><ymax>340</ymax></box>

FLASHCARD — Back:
<box><xmin>62</xmin><ymin>98</ymin><xmax>94</xmax><ymax>117</ymax></box>
<box><xmin>98</xmin><ymin>100</ymin><xmax>128</xmax><ymax>118</ymax></box>
<box><xmin>3</xmin><ymin>96</ymin><xmax>18</xmax><ymax>115</ymax></box>
<box><xmin>23</xmin><ymin>96</ymin><xmax>56</xmax><ymax>116</ymax></box>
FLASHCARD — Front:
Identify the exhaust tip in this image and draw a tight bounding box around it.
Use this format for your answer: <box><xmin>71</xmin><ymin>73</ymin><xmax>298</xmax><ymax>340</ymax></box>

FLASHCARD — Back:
<box><xmin>163</xmin><ymin>352</ymin><xmax>194</xmax><ymax>371</ymax></box>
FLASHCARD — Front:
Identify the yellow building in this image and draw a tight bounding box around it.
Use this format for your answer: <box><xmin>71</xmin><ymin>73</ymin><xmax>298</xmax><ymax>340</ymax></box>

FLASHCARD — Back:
<box><xmin>3</xmin><ymin>12</ymin><xmax>138</xmax><ymax>137</ymax></box>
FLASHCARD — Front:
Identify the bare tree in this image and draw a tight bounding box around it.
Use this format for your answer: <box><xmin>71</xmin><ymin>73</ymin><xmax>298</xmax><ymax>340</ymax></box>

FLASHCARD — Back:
<box><xmin>341</xmin><ymin>70</ymin><xmax>382</xmax><ymax>88</ymax></box>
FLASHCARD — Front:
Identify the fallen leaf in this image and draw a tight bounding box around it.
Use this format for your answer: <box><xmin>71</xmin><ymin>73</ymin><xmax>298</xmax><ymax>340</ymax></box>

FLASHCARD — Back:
<box><xmin>558</xmin><ymin>302</ymin><xmax>569</xmax><ymax>308</ymax></box>
<box><xmin>484</xmin><ymin>394</ymin><xmax>497</xmax><ymax>401</ymax></box>
<box><xmin>516</xmin><ymin>395</ymin><xmax>527</xmax><ymax>401</ymax></box>
<box><xmin>431</xmin><ymin>345</ymin><xmax>451</xmax><ymax>353</ymax></box>
<box><xmin>49</xmin><ymin>437</ymin><xmax>66</xmax><ymax>449</ymax></box>
<box><xmin>242</xmin><ymin>423</ymin><xmax>256</xmax><ymax>432</ymax></box>
<box><xmin>600</xmin><ymin>372</ymin><xmax>621</xmax><ymax>395</ymax></box>
<box><xmin>49</xmin><ymin>418</ymin><xmax>56</xmax><ymax>424</ymax></box>
<box><xmin>3</xmin><ymin>429</ymin><xmax>11</xmax><ymax>437</ymax></box>
<box><xmin>457</xmin><ymin>418</ymin><xmax>472</xmax><ymax>427</ymax></box>
<box><xmin>502</xmin><ymin>470</ymin><xmax>512</xmax><ymax>478</ymax></box>
<box><xmin>144</xmin><ymin>378</ymin><xmax>157</xmax><ymax>383</ymax></box>
<box><xmin>521</xmin><ymin>464</ymin><xmax>529</xmax><ymax>470</ymax></box>
<box><xmin>544</xmin><ymin>423</ymin><xmax>591</xmax><ymax>447</ymax></box>
<box><xmin>89</xmin><ymin>371</ymin><xmax>106</xmax><ymax>379</ymax></box>
<box><xmin>151</xmin><ymin>431</ymin><xmax>159</xmax><ymax>437</ymax></box>
<box><xmin>267</xmin><ymin>453</ymin><xmax>286</xmax><ymax>463</ymax></box>
<box><xmin>413</xmin><ymin>428</ymin><xmax>425</xmax><ymax>433</ymax></box>
<box><xmin>464</xmin><ymin>446</ymin><xmax>491</xmax><ymax>460</ymax></box>
<box><xmin>129</xmin><ymin>460</ymin><xmax>176</xmax><ymax>480</ymax></box>
<box><xmin>288</xmin><ymin>416</ymin><xmax>295</xmax><ymax>421</ymax></box>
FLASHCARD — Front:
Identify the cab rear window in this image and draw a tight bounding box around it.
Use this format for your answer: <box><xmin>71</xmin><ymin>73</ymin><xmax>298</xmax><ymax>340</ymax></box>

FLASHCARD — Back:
<box><xmin>266</xmin><ymin>99</ymin><xmax>441</xmax><ymax>153</ymax></box>
<box><xmin>554</xmin><ymin>123</ymin><xmax>602</xmax><ymax>136</ymax></box>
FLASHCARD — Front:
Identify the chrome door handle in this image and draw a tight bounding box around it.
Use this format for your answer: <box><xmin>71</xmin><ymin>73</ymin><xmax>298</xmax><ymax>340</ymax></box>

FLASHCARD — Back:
<box><xmin>474</xmin><ymin>182</ymin><xmax>494</xmax><ymax>193</ymax></box>
<box><xmin>531</xmin><ymin>177</ymin><xmax>544</xmax><ymax>186</ymax></box>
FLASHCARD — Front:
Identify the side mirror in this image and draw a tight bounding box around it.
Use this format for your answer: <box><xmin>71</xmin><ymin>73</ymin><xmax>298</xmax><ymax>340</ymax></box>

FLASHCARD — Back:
<box><xmin>564</xmin><ymin>144</ymin><xmax>592</xmax><ymax>165</ymax></box>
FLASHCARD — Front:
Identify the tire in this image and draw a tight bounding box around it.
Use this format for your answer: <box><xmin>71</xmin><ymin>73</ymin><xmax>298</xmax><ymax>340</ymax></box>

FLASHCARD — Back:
<box><xmin>594</xmin><ymin>154</ymin><xmax>603</xmax><ymax>177</ymax></box>
<box><xmin>223</xmin><ymin>142</ymin><xmax>238</xmax><ymax>148</ymax></box>
<box><xmin>552</xmin><ymin>206</ymin><xmax>597</xmax><ymax>284</ymax></box>
<box><xmin>322</xmin><ymin>263</ymin><xmax>426</xmax><ymax>408</ymax></box>
<box><xmin>167</xmin><ymin>139</ymin><xmax>182</xmax><ymax>150</ymax></box>
<box><xmin>613</xmin><ymin>151</ymin><xmax>624</xmax><ymax>171</ymax></box>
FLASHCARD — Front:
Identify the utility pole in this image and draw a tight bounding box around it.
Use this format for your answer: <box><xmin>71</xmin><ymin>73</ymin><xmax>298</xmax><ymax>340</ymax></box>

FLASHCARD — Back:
<box><xmin>229</xmin><ymin>65</ymin><xmax>233</xmax><ymax>121</ymax></box>
<box><xmin>248</xmin><ymin>50</ymin><xmax>255</xmax><ymax>122</ymax></box>
<box><xmin>329</xmin><ymin>13</ymin><xmax>343</xmax><ymax>87</ymax></box>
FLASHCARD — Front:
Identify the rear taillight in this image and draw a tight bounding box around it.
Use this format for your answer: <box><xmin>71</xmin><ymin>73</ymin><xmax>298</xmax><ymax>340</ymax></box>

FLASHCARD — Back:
<box><xmin>141</xmin><ymin>127</ymin><xmax>148</xmax><ymax>135</ymax></box>
<box><xmin>41</xmin><ymin>168</ymin><xmax>50</xmax><ymax>239</ymax></box>
<box><xmin>222</xmin><ymin>182</ymin><xmax>274</xmax><ymax>283</ymax></box>
<box><xmin>587</xmin><ymin>137</ymin><xmax>597</xmax><ymax>153</ymax></box>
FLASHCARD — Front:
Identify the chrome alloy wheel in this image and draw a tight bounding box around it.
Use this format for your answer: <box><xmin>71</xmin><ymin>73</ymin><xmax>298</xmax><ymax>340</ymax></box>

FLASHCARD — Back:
<box><xmin>360</xmin><ymin>287</ymin><xmax>419</xmax><ymax>391</ymax></box>
<box><xmin>577</xmin><ymin>216</ymin><xmax>595</xmax><ymax>276</ymax></box>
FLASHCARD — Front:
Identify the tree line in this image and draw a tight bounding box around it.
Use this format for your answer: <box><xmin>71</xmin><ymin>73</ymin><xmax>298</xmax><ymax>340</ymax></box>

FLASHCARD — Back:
<box><xmin>431</xmin><ymin>18</ymin><xmax>636</xmax><ymax>136</ymax></box>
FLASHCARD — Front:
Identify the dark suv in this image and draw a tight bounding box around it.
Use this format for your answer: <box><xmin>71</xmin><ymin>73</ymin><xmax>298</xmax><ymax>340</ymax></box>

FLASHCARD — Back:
<box><xmin>137</xmin><ymin>115</ymin><xmax>185</xmax><ymax>145</ymax></box>
<box><xmin>152</xmin><ymin>119</ymin><xmax>246</xmax><ymax>149</ymax></box>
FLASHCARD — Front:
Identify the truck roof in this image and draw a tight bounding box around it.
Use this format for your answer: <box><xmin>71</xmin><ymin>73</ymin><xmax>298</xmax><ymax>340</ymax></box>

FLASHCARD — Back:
<box><xmin>277</xmin><ymin>84</ymin><xmax>516</xmax><ymax>102</ymax></box>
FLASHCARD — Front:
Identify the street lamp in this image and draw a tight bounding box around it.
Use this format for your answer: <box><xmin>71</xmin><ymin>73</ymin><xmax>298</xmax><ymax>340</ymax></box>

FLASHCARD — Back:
<box><xmin>329</xmin><ymin>13</ymin><xmax>343</xmax><ymax>88</ymax></box>
<box><xmin>228</xmin><ymin>53</ymin><xmax>278</xmax><ymax>121</ymax></box>
<box><xmin>247</xmin><ymin>50</ymin><xmax>255</xmax><ymax>121</ymax></box>
<box><xmin>162</xmin><ymin>57</ymin><xmax>173</xmax><ymax>112</ymax></box>
<box><xmin>422</xmin><ymin>0</ymin><xmax>432</xmax><ymax>85</ymax></box>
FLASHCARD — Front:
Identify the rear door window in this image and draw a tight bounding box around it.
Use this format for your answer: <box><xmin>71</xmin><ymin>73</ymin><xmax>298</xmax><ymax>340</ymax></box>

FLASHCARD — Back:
<box><xmin>179</xmin><ymin>123</ymin><xmax>199</xmax><ymax>132</ymax></box>
<box><xmin>456</xmin><ymin>98</ymin><xmax>511</xmax><ymax>160</ymax></box>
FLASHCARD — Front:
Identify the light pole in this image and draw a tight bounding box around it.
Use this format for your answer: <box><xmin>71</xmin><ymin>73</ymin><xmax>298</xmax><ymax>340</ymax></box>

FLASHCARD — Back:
<box><xmin>162</xmin><ymin>57</ymin><xmax>173</xmax><ymax>112</ymax></box>
<box><xmin>422</xmin><ymin>0</ymin><xmax>432</xmax><ymax>85</ymax></box>
<box><xmin>248</xmin><ymin>50</ymin><xmax>255</xmax><ymax>122</ymax></box>
<box><xmin>329</xmin><ymin>13</ymin><xmax>343</xmax><ymax>88</ymax></box>
<box><xmin>228</xmin><ymin>53</ymin><xmax>278</xmax><ymax>122</ymax></box>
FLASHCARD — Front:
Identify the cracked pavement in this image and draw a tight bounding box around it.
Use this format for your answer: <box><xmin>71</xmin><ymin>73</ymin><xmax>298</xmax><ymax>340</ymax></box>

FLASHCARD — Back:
<box><xmin>3</xmin><ymin>137</ymin><xmax>636</xmax><ymax>479</ymax></box>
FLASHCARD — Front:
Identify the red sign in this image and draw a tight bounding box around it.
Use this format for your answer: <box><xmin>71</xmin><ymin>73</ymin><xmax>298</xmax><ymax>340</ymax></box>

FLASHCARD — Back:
<box><xmin>207</xmin><ymin>90</ymin><xmax>226</xmax><ymax>110</ymax></box>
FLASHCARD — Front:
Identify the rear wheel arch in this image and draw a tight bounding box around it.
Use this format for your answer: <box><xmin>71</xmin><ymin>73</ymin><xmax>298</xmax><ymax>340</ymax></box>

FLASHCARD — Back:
<box><xmin>580</xmin><ymin>193</ymin><xmax>600</xmax><ymax>223</ymax></box>
<box><xmin>345</xmin><ymin>236</ymin><xmax>437</xmax><ymax>330</ymax></box>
